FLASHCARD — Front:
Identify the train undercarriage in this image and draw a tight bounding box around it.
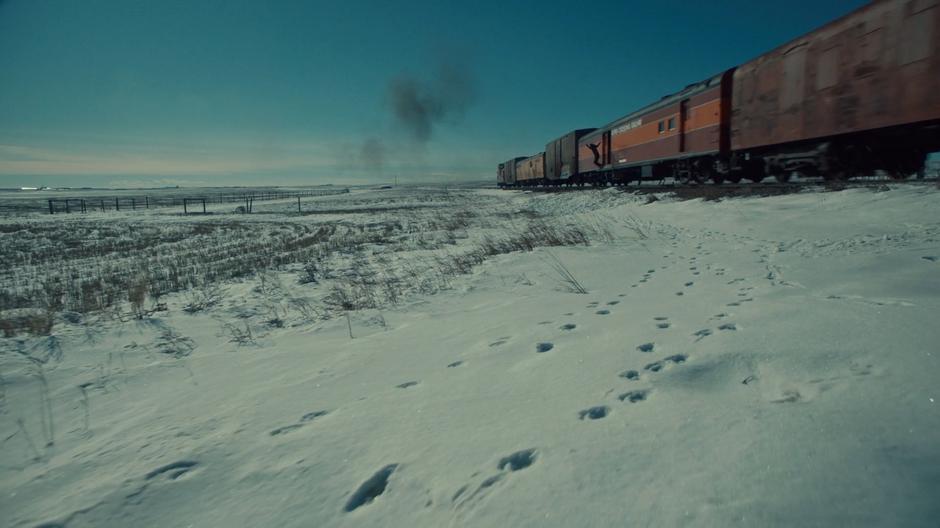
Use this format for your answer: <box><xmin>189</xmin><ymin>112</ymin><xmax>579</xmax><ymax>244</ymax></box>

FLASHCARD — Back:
<box><xmin>504</xmin><ymin>120</ymin><xmax>939</xmax><ymax>188</ymax></box>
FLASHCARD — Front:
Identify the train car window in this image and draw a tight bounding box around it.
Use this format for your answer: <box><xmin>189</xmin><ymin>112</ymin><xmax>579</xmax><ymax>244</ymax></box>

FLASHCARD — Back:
<box><xmin>658</xmin><ymin>121</ymin><xmax>665</xmax><ymax>133</ymax></box>
<box><xmin>668</xmin><ymin>117</ymin><xmax>676</xmax><ymax>130</ymax></box>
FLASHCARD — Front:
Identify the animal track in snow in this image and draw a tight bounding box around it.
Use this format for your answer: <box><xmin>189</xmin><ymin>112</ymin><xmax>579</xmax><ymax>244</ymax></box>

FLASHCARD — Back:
<box><xmin>396</xmin><ymin>381</ymin><xmax>419</xmax><ymax>389</ymax></box>
<box><xmin>578</xmin><ymin>406</ymin><xmax>610</xmax><ymax>420</ymax></box>
<box><xmin>644</xmin><ymin>354</ymin><xmax>686</xmax><ymax>373</ymax></box>
<box><xmin>447</xmin><ymin>360</ymin><xmax>464</xmax><ymax>368</ymax></box>
<box><xmin>657</xmin><ymin>322</ymin><xmax>671</xmax><ymax>329</ymax></box>
<box><xmin>344</xmin><ymin>464</ymin><xmax>399</xmax><ymax>512</ymax></box>
<box><xmin>718</xmin><ymin>323</ymin><xmax>737</xmax><ymax>331</ymax></box>
<box><xmin>269</xmin><ymin>411</ymin><xmax>329</xmax><ymax>436</ymax></box>
<box><xmin>636</xmin><ymin>342</ymin><xmax>655</xmax><ymax>353</ymax></box>
<box><xmin>498</xmin><ymin>448</ymin><xmax>538</xmax><ymax>471</ymax></box>
<box><xmin>619</xmin><ymin>369</ymin><xmax>640</xmax><ymax>380</ymax></box>
<box><xmin>684</xmin><ymin>282</ymin><xmax>694</xmax><ymax>287</ymax></box>
<box><xmin>645</xmin><ymin>361</ymin><xmax>664</xmax><ymax>372</ymax></box>
<box><xmin>676</xmin><ymin>292</ymin><xmax>684</xmax><ymax>296</ymax></box>
<box><xmin>618</xmin><ymin>389</ymin><xmax>650</xmax><ymax>403</ymax></box>
<box><xmin>145</xmin><ymin>461</ymin><xmax>199</xmax><ymax>481</ymax></box>
<box><xmin>453</xmin><ymin>448</ymin><xmax>538</xmax><ymax>511</ymax></box>
<box><xmin>536</xmin><ymin>342</ymin><xmax>554</xmax><ymax>353</ymax></box>
<box><xmin>560</xmin><ymin>323</ymin><xmax>577</xmax><ymax>331</ymax></box>
<box><xmin>607</xmin><ymin>301</ymin><xmax>620</xmax><ymax>305</ymax></box>
<box><xmin>771</xmin><ymin>390</ymin><xmax>803</xmax><ymax>404</ymax></box>
<box><xmin>726</xmin><ymin>301</ymin><xmax>741</xmax><ymax>307</ymax></box>
<box><xmin>595</xmin><ymin>310</ymin><xmax>611</xmax><ymax>315</ymax></box>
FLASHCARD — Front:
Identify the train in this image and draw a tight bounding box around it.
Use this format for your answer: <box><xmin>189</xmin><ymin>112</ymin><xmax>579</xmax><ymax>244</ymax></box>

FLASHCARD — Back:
<box><xmin>498</xmin><ymin>0</ymin><xmax>940</xmax><ymax>188</ymax></box>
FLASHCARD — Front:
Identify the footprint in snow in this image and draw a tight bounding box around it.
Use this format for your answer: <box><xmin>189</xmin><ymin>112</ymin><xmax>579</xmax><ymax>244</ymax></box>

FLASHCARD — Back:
<box><xmin>693</xmin><ymin>329</ymin><xmax>712</xmax><ymax>341</ymax></box>
<box><xmin>454</xmin><ymin>449</ymin><xmax>538</xmax><ymax>509</ymax></box>
<box><xmin>607</xmin><ymin>301</ymin><xmax>620</xmax><ymax>305</ymax></box>
<box><xmin>596</xmin><ymin>310</ymin><xmax>611</xmax><ymax>315</ymax></box>
<box><xmin>145</xmin><ymin>460</ymin><xmax>199</xmax><ymax>481</ymax></box>
<box><xmin>676</xmin><ymin>292</ymin><xmax>684</xmax><ymax>296</ymax></box>
<box><xmin>618</xmin><ymin>389</ymin><xmax>650</xmax><ymax>403</ymax></box>
<box><xmin>447</xmin><ymin>360</ymin><xmax>464</xmax><ymax>368</ymax></box>
<box><xmin>396</xmin><ymin>381</ymin><xmax>419</xmax><ymax>389</ymax></box>
<box><xmin>643</xmin><ymin>355</ymin><xmax>686</xmax><ymax>373</ymax></box>
<box><xmin>619</xmin><ymin>369</ymin><xmax>640</xmax><ymax>380</ymax></box>
<box><xmin>685</xmin><ymin>282</ymin><xmax>694</xmax><ymax>287</ymax></box>
<box><xmin>270</xmin><ymin>411</ymin><xmax>329</xmax><ymax>436</ymax></box>
<box><xmin>536</xmin><ymin>342</ymin><xmax>554</xmax><ymax>353</ymax></box>
<box><xmin>578</xmin><ymin>406</ymin><xmax>610</xmax><ymax>420</ymax></box>
<box><xmin>718</xmin><ymin>323</ymin><xmax>737</xmax><ymax>331</ymax></box>
<box><xmin>344</xmin><ymin>464</ymin><xmax>399</xmax><ymax>512</ymax></box>
<box><xmin>657</xmin><ymin>322</ymin><xmax>671</xmax><ymax>329</ymax></box>
<box><xmin>559</xmin><ymin>323</ymin><xmax>577</xmax><ymax>331</ymax></box>
<box><xmin>636</xmin><ymin>342</ymin><xmax>655</xmax><ymax>353</ymax></box>
<box><xmin>923</xmin><ymin>256</ymin><xmax>938</xmax><ymax>262</ymax></box>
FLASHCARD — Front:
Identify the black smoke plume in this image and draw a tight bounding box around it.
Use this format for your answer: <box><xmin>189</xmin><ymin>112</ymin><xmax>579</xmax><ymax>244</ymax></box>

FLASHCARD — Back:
<box><xmin>388</xmin><ymin>61</ymin><xmax>476</xmax><ymax>143</ymax></box>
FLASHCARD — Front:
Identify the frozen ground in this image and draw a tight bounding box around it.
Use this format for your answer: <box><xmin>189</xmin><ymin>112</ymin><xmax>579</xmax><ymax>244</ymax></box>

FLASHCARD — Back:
<box><xmin>2</xmin><ymin>184</ymin><xmax>939</xmax><ymax>527</ymax></box>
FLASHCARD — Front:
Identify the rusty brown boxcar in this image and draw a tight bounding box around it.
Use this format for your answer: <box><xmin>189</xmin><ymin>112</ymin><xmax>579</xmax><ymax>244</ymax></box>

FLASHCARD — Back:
<box><xmin>577</xmin><ymin>70</ymin><xmax>735</xmax><ymax>184</ymax></box>
<box><xmin>515</xmin><ymin>152</ymin><xmax>545</xmax><ymax>186</ymax></box>
<box><xmin>731</xmin><ymin>0</ymin><xmax>940</xmax><ymax>180</ymax></box>
<box><xmin>545</xmin><ymin>129</ymin><xmax>596</xmax><ymax>183</ymax></box>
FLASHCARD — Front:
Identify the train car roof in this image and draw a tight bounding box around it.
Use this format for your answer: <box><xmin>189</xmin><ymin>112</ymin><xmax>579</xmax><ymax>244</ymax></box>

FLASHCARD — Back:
<box><xmin>587</xmin><ymin>71</ymin><xmax>727</xmax><ymax>138</ymax></box>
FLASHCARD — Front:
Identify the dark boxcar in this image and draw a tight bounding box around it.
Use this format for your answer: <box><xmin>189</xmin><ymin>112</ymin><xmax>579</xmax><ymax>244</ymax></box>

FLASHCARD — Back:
<box><xmin>545</xmin><ymin>129</ymin><xmax>596</xmax><ymax>183</ymax></box>
<box><xmin>578</xmin><ymin>70</ymin><xmax>734</xmax><ymax>183</ymax></box>
<box><xmin>515</xmin><ymin>152</ymin><xmax>545</xmax><ymax>185</ymax></box>
<box><xmin>731</xmin><ymin>0</ymin><xmax>940</xmax><ymax>179</ymax></box>
<box><xmin>498</xmin><ymin>157</ymin><xmax>527</xmax><ymax>186</ymax></box>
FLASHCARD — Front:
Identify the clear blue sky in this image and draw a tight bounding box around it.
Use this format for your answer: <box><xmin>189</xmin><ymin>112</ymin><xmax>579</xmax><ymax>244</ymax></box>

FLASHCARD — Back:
<box><xmin>0</xmin><ymin>0</ymin><xmax>868</xmax><ymax>188</ymax></box>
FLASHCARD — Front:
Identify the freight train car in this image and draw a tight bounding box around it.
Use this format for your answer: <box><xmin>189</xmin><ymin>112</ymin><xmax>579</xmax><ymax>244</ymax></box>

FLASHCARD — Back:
<box><xmin>577</xmin><ymin>70</ymin><xmax>735</xmax><ymax>184</ymax></box>
<box><xmin>730</xmin><ymin>0</ymin><xmax>940</xmax><ymax>181</ymax></box>
<box><xmin>497</xmin><ymin>157</ymin><xmax>527</xmax><ymax>188</ymax></box>
<box><xmin>515</xmin><ymin>152</ymin><xmax>545</xmax><ymax>186</ymax></box>
<box><xmin>545</xmin><ymin>129</ymin><xmax>596</xmax><ymax>185</ymax></box>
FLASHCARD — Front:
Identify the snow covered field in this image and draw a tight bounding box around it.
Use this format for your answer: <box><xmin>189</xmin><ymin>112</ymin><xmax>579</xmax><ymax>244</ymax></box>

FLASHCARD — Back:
<box><xmin>2</xmin><ymin>184</ymin><xmax>939</xmax><ymax>527</ymax></box>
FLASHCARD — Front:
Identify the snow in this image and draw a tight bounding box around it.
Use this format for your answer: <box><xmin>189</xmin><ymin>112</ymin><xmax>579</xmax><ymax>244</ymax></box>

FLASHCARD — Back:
<box><xmin>2</xmin><ymin>184</ymin><xmax>940</xmax><ymax>527</ymax></box>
